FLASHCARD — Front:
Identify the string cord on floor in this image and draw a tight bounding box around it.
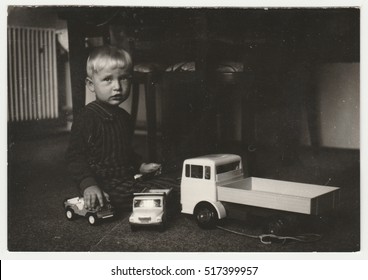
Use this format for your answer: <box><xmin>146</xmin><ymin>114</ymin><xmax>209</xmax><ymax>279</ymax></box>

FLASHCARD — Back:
<box><xmin>216</xmin><ymin>225</ymin><xmax>323</xmax><ymax>245</ymax></box>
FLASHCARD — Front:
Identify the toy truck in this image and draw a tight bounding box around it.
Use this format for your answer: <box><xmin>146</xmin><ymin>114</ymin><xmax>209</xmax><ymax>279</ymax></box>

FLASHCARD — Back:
<box><xmin>129</xmin><ymin>188</ymin><xmax>173</xmax><ymax>231</ymax></box>
<box><xmin>180</xmin><ymin>154</ymin><xmax>340</xmax><ymax>229</ymax></box>
<box><xmin>64</xmin><ymin>197</ymin><xmax>115</xmax><ymax>225</ymax></box>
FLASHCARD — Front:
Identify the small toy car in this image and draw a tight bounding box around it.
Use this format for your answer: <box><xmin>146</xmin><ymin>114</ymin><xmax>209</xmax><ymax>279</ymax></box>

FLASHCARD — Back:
<box><xmin>129</xmin><ymin>188</ymin><xmax>172</xmax><ymax>232</ymax></box>
<box><xmin>63</xmin><ymin>197</ymin><xmax>114</xmax><ymax>225</ymax></box>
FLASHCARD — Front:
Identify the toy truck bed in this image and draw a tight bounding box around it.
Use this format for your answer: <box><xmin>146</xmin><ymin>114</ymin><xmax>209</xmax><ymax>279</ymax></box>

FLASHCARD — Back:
<box><xmin>218</xmin><ymin>177</ymin><xmax>340</xmax><ymax>215</ymax></box>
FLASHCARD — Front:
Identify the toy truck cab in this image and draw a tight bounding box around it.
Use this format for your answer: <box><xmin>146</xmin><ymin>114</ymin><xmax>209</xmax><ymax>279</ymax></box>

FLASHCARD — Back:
<box><xmin>180</xmin><ymin>154</ymin><xmax>243</xmax><ymax>228</ymax></box>
<box><xmin>129</xmin><ymin>188</ymin><xmax>172</xmax><ymax>231</ymax></box>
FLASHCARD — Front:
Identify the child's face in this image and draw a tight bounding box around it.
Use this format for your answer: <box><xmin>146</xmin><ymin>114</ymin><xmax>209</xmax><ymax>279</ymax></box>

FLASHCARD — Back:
<box><xmin>87</xmin><ymin>64</ymin><xmax>131</xmax><ymax>106</ymax></box>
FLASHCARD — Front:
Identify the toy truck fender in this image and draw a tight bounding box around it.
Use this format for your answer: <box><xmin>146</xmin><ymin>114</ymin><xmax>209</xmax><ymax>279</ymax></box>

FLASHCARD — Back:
<box><xmin>193</xmin><ymin>200</ymin><xmax>227</xmax><ymax>220</ymax></box>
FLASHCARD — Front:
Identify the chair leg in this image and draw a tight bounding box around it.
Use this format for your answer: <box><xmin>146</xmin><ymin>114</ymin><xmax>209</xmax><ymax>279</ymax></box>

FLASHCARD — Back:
<box><xmin>145</xmin><ymin>73</ymin><xmax>157</xmax><ymax>162</ymax></box>
<box><xmin>67</xmin><ymin>20</ymin><xmax>88</xmax><ymax>117</ymax></box>
<box><xmin>241</xmin><ymin>77</ymin><xmax>257</xmax><ymax>176</ymax></box>
<box><xmin>131</xmin><ymin>81</ymin><xmax>140</xmax><ymax>135</ymax></box>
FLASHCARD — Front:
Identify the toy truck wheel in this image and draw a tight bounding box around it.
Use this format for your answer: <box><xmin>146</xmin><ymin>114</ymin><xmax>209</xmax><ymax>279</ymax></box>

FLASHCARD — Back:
<box><xmin>87</xmin><ymin>214</ymin><xmax>99</xmax><ymax>225</ymax></box>
<box><xmin>130</xmin><ymin>224</ymin><xmax>137</xmax><ymax>232</ymax></box>
<box><xmin>194</xmin><ymin>203</ymin><xmax>218</xmax><ymax>229</ymax></box>
<box><xmin>65</xmin><ymin>208</ymin><xmax>75</xmax><ymax>221</ymax></box>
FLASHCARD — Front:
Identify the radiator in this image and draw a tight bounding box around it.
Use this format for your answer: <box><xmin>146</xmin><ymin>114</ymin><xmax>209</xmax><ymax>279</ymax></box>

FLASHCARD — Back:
<box><xmin>8</xmin><ymin>26</ymin><xmax>58</xmax><ymax>122</ymax></box>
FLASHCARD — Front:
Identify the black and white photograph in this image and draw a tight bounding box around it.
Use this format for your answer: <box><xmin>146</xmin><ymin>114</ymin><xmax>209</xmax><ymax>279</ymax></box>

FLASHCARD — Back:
<box><xmin>6</xmin><ymin>5</ymin><xmax>360</xmax><ymax>253</ymax></box>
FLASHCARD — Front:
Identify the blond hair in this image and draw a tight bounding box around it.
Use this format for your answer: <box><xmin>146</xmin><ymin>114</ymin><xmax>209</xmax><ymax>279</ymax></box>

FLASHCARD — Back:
<box><xmin>86</xmin><ymin>45</ymin><xmax>132</xmax><ymax>78</ymax></box>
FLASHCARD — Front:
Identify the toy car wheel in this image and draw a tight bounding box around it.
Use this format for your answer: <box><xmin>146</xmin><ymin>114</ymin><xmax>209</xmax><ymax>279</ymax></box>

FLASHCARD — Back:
<box><xmin>130</xmin><ymin>224</ymin><xmax>137</xmax><ymax>232</ymax></box>
<box><xmin>87</xmin><ymin>214</ymin><xmax>98</xmax><ymax>225</ymax></box>
<box><xmin>65</xmin><ymin>208</ymin><xmax>75</xmax><ymax>221</ymax></box>
<box><xmin>194</xmin><ymin>203</ymin><xmax>218</xmax><ymax>229</ymax></box>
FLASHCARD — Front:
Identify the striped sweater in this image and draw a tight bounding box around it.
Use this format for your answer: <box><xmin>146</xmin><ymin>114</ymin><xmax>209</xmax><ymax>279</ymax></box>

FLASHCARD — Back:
<box><xmin>65</xmin><ymin>100</ymin><xmax>142</xmax><ymax>194</ymax></box>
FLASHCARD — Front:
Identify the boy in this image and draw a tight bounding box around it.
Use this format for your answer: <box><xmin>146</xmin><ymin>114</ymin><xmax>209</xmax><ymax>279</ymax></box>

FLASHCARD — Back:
<box><xmin>66</xmin><ymin>45</ymin><xmax>161</xmax><ymax>210</ymax></box>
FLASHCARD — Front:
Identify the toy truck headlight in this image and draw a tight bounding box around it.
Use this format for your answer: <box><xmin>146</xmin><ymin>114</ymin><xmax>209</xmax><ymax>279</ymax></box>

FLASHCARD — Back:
<box><xmin>129</xmin><ymin>215</ymin><xmax>135</xmax><ymax>223</ymax></box>
<box><xmin>156</xmin><ymin>217</ymin><xmax>162</xmax><ymax>222</ymax></box>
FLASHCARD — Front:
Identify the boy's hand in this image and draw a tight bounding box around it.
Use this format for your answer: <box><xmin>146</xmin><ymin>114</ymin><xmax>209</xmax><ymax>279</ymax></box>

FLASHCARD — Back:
<box><xmin>139</xmin><ymin>163</ymin><xmax>162</xmax><ymax>175</ymax></box>
<box><xmin>83</xmin><ymin>185</ymin><xmax>110</xmax><ymax>210</ymax></box>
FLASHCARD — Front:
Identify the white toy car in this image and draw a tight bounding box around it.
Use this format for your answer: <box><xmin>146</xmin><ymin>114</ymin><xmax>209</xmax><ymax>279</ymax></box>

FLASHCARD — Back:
<box><xmin>129</xmin><ymin>188</ymin><xmax>173</xmax><ymax>231</ymax></box>
<box><xmin>64</xmin><ymin>197</ymin><xmax>114</xmax><ymax>225</ymax></box>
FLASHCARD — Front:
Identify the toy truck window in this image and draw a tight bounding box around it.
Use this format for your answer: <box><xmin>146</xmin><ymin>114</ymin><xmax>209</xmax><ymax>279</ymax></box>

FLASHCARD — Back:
<box><xmin>134</xmin><ymin>199</ymin><xmax>161</xmax><ymax>208</ymax></box>
<box><xmin>185</xmin><ymin>164</ymin><xmax>203</xmax><ymax>178</ymax></box>
<box><xmin>205</xmin><ymin>166</ymin><xmax>211</xmax><ymax>179</ymax></box>
<box><xmin>191</xmin><ymin>165</ymin><xmax>203</xmax><ymax>178</ymax></box>
<box><xmin>185</xmin><ymin>164</ymin><xmax>190</xmax><ymax>177</ymax></box>
<box><xmin>216</xmin><ymin>161</ymin><xmax>240</xmax><ymax>174</ymax></box>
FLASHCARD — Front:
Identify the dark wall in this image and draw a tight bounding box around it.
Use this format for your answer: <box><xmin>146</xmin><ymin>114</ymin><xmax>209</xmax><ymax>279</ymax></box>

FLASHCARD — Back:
<box><xmin>8</xmin><ymin>6</ymin><xmax>360</xmax><ymax>152</ymax></box>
